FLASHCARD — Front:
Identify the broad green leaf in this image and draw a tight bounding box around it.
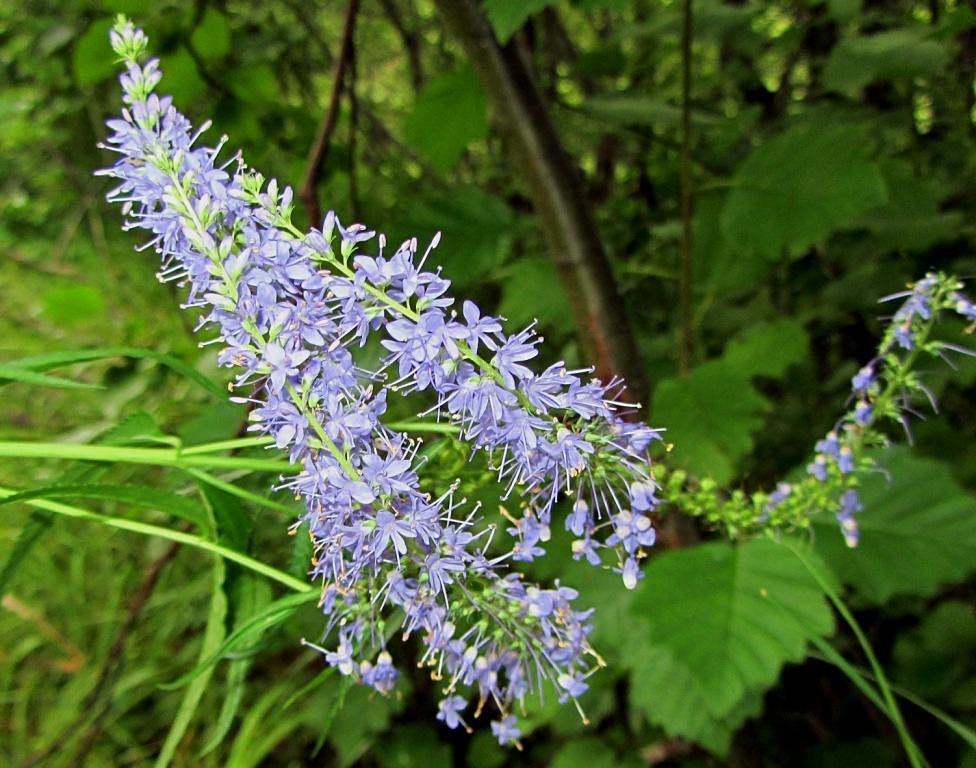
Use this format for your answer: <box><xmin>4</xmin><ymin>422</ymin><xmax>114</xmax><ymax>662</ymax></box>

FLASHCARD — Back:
<box><xmin>156</xmin><ymin>552</ymin><xmax>228</xmax><ymax>768</ymax></box>
<box><xmin>651</xmin><ymin>360</ymin><xmax>768</xmax><ymax>482</ymax></box>
<box><xmin>377</xmin><ymin>725</ymin><xmax>451</xmax><ymax>768</ymax></box>
<box><xmin>191</xmin><ymin>9</ymin><xmax>231</xmax><ymax>61</ymax></box>
<box><xmin>484</xmin><ymin>0</ymin><xmax>555</xmax><ymax>43</ymax></box>
<box><xmin>97</xmin><ymin>411</ymin><xmax>174</xmax><ymax>447</ymax></box>
<box><xmin>72</xmin><ymin>18</ymin><xmax>116</xmax><ymax>87</ymax></box>
<box><xmin>0</xmin><ymin>510</ymin><xmax>53</xmax><ymax>596</ymax></box>
<box><xmin>177</xmin><ymin>400</ymin><xmax>248</xmax><ymax>445</ymax></box>
<box><xmin>401</xmin><ymin>187</ymin><xmax>517</xmax><ymax>287</ymax></box>
<box><xmin>893</xmin><ymin>601</ymin><xmax>976</xmax><ymax>705</ymax></box>
<box><xmin>722</xmin><ymin>319</ymin><xmax>809</xmax><ymax>379</ymax></box>
<box><xmin>721</xmin><ymin>121</ymin><xmax>887</xmax><ymax>260</ymax></box>
<box><xmin>695</xmin><ymin>190</ymin><xmax>772</xmax><ymax>296</ymax></box>
<box><xmin>813</xmin><ymin>447</ymin><xmax>976</xmax><ymax>603</ymax></box>
<box><xmin>853</xmin><ymin>160</ymin><xmax>961</xmax><ymax>252</ymax></box>
<box><xmin>550</xmin><ymin>737</ymin><xmax>642</xmax><ymax>768</ymax></box>
<box><xmin>626</xmin><ymin>643</ymin><xmax>765</xmax><ymax>755</ymax></box>
<box><xmin>0</xmin><ymin>483</ymin><xmax>208</xmax><ymax>530</ymax></box>
<box><xmin>404</xmin><ymin>67</ymin><xmax>487</xmax><ymax>173</ymax></box>
<box><xmin>498</xmin><ymin>258</ymin><xmax>575</xmax><ymax>335</ymax></box>
<box><xmin>0</xmin><ymin>363</ymin><xmax>99</xmax><ymax>390</ymax></box>
<box><xmin>629</xmin><ymin>539</ymin><xmax>834</xmax><ymax>721</ymax></box>
<box><xmin>583</xmin><ymin>94</ymin><xmax>721</xmax><ymax>128</ymax></box>
<box><xmin>160</xmin><ymin>46</ymin><xmax>207</xmax><ymax>105</ymax></box>
<box><xmin>824</xmin><ymin>29</ymin><xmax>949</xmax><ymax>97</ymax></box>
<box><xmin>7</xmin><ymin>346</ymin><xmax>224</xmax><ymax>397</ymax></box>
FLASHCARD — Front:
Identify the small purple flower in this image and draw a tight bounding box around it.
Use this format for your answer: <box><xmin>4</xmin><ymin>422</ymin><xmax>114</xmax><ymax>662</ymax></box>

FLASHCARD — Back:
<box><xmin>491</xmin><ymin>716</ymin><xmax>521</xmax><ymax>747</ymax></box>
<box><xmin>436</xmin><ymin>696</ymin><xmax>469</xmax><ymax>730</ymax></box>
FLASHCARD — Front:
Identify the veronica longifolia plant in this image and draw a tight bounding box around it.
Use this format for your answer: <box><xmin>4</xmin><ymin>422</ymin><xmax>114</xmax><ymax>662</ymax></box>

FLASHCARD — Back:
<box><xmin>99</xmin><ymin>19</ymin><xmax>666</xmax><ymax>742</ymax></box>
<box><xmin>99</xmin><ymin>17</ymin><xmax>976</xmax><ymax>744</ymax></box>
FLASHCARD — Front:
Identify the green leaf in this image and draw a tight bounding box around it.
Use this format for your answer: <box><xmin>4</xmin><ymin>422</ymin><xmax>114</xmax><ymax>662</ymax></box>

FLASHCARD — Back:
<box><xmin>201</xmin><ymin>576</ymin><xmax>273</xmax><ymax>755</ymax></box>
<box><xmin>0</xmin><ymin>511</ymin><xmax>53</xmax><ymax>596</ymax></box>
<box><xmin>721</xmin><ymin>121</ymin><xmax>888</xmax><ymax>260</ymax></box>
<box><xmin>813</xmin><ymin>447</ymin><xmax>976</xmax><ymax>603</ymax></box>
<box><xmin>7</xmin><ymin>346</ymin><xmax>224</xmax><ymax>397</ymax></box>
<box><xmin>400</xmin><ymin>187</ymin><xmax>517</xmax><ymax>287</ymax></box>
<box><xmin>73</xmin><ymin>18</ymin><xmax>116</xmax><ymax>87</ymax></box>
<box><xmin>404</xmin><ymin>67</ymin><xmax>487</xmax><ymax>173</ymax></box>
<box><xmin>197</xmin><ymin>482</ymin><xmax>252</xmax><ymax>552</ymax></box>
<box><xmin>156</xmin><ymin>551</ymin><xmax>228</xmax><ymax>768</ymax></box>
<box><xmin>484</xmin><ymin>0</ymin><xmax>555</xmax><ymax>43</ymax></box>
<box><xmin>853</xmin><ymin>160</ymin><xmax>961</xmax><ymax>252</ymax></box>
<box><xmin>651</xmin><ymin>359</ymin><xmax>768</xmax><ymax>482</ymax></box>
<box><xmin>582</xmin><ymin>94</ymin><xmax>721</xmax><ymax>128</ymax></box>
<box><xmin>550</xmin><ymin>737</ymin><xmax>641</xmax><ymax>768</ymax></box>
<box><xmin>722</xmin><ymin>319</ymin><xmax>809</xmax><ymax>379</ymax></box>
<box><xmin>498</xmin><ymin>258</ymin><xmax>575</xmax><ymax>335</ymax></box>
<box><xmin>824</xmin><ymin>29</ymin><xmax>949</xmax><ymax>97</ymax></box>
<box><xmin>42</xmin><ymin>283</ymin><xmax>105</xmax><ymax>327</ymax></box>
<box><xmin>377</xmin><ymin>725</ymin><xmax>451</xmax><ymax>768</ymax></box>
<box><xmin>0</xmin><ymin>483</ymin><xmax>208</xmax><ymax>530</ymax></box>
<box><xmin>0</xmin><ymin>363</ymin><xmax>100</xmax><ymax>390</ymax></box>
<box><xmin>161</xmin><ymin>590</ymin><xmax>319</xmax><ymax>689</ymax></box>
<box><xmin>160</xmin><ymin>46</ymin><xmax>207</xmax><ymax>105</ymax></box>
<box><xmin>629</xmin><ymin>540</ymin><xmax>834</xmax><ymax>728</ymax></box>
<box><xmin>191</xmin><ymin>9</ymin><xmax>231</xmax><ymax>61</ymax></box>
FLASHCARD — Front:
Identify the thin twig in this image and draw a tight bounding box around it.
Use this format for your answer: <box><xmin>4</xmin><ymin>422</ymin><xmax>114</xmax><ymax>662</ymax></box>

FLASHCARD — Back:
<box><xmin>300</xmin><ymin>0</ymin><xmax>360</xmax><ymax>226</ymax></box>
<box><xmin>678</xmin><ymin>0</ymin><xmax>694</xmax><ymax>375</ymax></box>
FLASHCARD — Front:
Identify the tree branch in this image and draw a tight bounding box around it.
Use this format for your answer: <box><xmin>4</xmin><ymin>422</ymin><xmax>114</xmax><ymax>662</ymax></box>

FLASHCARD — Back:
<box><xmin>431</xmin><ymin>0</ymin><xmax>648</xmax><ymax>404</ymax></box>
<box><xmin>378</xmin><ymin>0</ymin><xmax>425</xmax><ymax>93</ymax></box>
<box><xmin>299</xmin><ymin>0</ymin><xmax>360</xmax><ymax>226</ymax></box>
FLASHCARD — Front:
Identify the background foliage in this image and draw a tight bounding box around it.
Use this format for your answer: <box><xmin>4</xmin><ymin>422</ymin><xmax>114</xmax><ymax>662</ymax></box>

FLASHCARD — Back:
<box><xmin>2</xmin><ymin>0</ymin><xmax>976</xmax><ymax>765</ymax></box>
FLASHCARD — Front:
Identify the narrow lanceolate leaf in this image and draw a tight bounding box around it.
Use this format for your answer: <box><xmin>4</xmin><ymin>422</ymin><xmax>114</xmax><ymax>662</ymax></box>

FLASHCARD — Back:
<box><xmin>0</xmin><ymin>484</ymin><xmax>209</xmax><ymax>530</ymax></box>
<box><xmin>813</xmin><ymin>446</ymin><xmax>976</xmax><ymax>603</ymax></box>
<box><xmin>626</xmin><ymin>539</ymin><xmax>834</xmax><ymax>753</ymax></box>
<box><xmin>0</xmin><ymin>510</ymin><xmax>53</xmax><ymax>596</ymax></box>
<box><xmin>161</xmin><ymin>590</ymin><xmax>320</xmax><ymax>690</ymax></box>
<box><xmin>0</xmin><ymin>362</ymin><xmax>100</xmax><ymax>390</ymax></box>
<box><xmin>720</xmin><ymin>120</ymin><xmax>887</xmax><ymax>259</ymax></box>
<box><xmin>155</xmin><ymin>552</ymin><xmax>228</xmax><ymax>768</ymax></box>
<box><xmin>3</xmin><ymin>346</ymin><xmax>223</xmax><ymax>397</ymax></box>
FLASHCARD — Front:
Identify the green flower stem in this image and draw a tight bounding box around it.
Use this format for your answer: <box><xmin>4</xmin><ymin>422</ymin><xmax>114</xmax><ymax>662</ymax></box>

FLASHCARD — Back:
<box><xmin>0</xmin><ymin>441</ymin><xmax>297</xmax><ymax>474</ymax></box>
<box><xmin>0</xmin><ymin>485</ymin><xmax>311</xmax><ymax>593</ymax></box>
<box><xmin>183</xmin><ymin>468</ymin><xmax>300</xmax><ymax>516</ymax></box>
<box><xmin>787</xmin><ymin>541</ymin><xmax>926</xmax><ymax>768</ymax></box>
<box><xmin>180</xmin><ymin>436</ymin><xmax>275</xmax><ymax>455</ymax></box>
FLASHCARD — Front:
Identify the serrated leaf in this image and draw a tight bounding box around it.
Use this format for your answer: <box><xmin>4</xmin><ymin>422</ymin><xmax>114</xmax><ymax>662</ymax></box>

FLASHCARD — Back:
<box><xmin>625</xmin><ymin>642</ymin><xmax>764</xmax><ymax>755</ymax></box>
<box><xmin>0</xmin><ymin>484</ymin><xmax>208</xmax><ymax>530</ymax></box>
<box><xmin>400</xmin><ymin>187</ymin><xmax>517</xmax><ymax>287</ymax></box>
<box><xmin>629</xmin><ymin>540</ymin><xmax>834</xmax><ymax>722</ymax></box>
<box><xmin>651</xmin><ymin>360</ymin><xmax>768</xmax><ymax>482</ymax></box>
<box><xmin>404</xmin><ymin>67</ymin><xmax>486</xmax><ymax>173</ymax></box>
<box><xmin>813</xmin><ymin>447</ymin><xmax>976</xmax><ymax>603</ymax></box>
<box><xmin>824</xmin><ymin>29</ymin><xmax>949</xmax><ymax>97</ymax></box>
<box><xmin>722</xmin><ymin>319</ymin><xmax>809</xmax><ymax>378</ymax></box>
<box><xmin>484</xmin><ymin>0</ymin><xmax>555</xmax><ymax>43</ymax></box>
<box><xmin>852</xmin><ymin>160</ymin><xmax>961</xmax><ymax>251</ymax></box>
<box><xmin>721</xmin><ymin>121</ymin><xmax>888</xmax><ymax>260</ymax></box>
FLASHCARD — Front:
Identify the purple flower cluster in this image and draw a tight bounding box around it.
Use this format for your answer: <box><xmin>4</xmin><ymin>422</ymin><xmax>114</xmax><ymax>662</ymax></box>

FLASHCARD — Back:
<box><xmin>97</xmin><ymin>20</ymin><xmax>671</xmax><ymax>742</ymax></box>
<box><xmin>798</xmin><ymin>273</ymin><xmax>975</xmax><ymax>546</ymax></box>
